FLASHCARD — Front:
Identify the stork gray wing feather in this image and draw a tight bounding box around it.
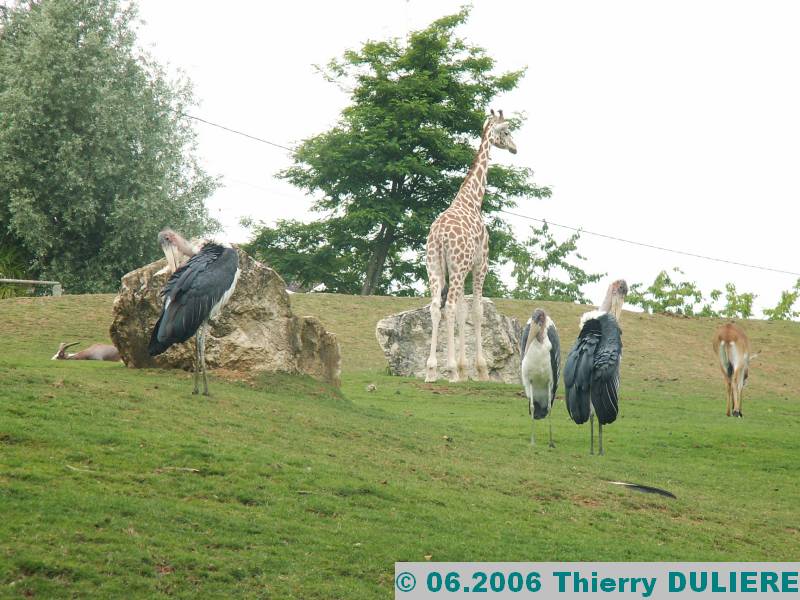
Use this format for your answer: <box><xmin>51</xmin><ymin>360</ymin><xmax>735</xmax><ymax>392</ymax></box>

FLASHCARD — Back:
<box><xmin>547</xmin><ymin>322</ymin><xmax>560</xmax><ymax>404</ymax></box>
<box><xmin>564</xmin><ymin>318</ymin><xmax>601</xmax><ymax>424</ymax></box>
<box><xmin>590</xmin><ymin>313</ymin><xmax>622</xmax><ymax>425</ymax></box>
<box><xmin>148</xmin><ymin>244</ymin><xmax>238</xmax><ymax>356</ymax></box>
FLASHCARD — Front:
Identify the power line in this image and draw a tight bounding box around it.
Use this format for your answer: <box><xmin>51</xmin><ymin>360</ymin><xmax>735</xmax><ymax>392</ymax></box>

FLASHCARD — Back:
<box><xmin>180</xmin><ymin>113</ymin><xmax>799</xmax><ymax>278</ymax></box>
<box><xmin>500</xmin><ymin>209</ymin><xmax>800</xmax><ymax>277</ymax></box>
<box><xmin>182</xmin><ymin>113</ymin><xmax>296</xmax><ymax>153</ymax></box>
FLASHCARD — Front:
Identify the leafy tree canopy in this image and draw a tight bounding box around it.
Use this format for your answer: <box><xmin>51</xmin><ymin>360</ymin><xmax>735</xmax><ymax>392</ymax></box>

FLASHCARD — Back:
<box><xmin>508</xmin><ymin>222</ymin><xmax>604</xmax><ymax>303</ymax></box>
<box><xmin>628</xmin><ymin>269</ymin><xmax>762</xmax><ymax>319</ymax></box>
<box><xmin>762</xmin><ymin>279</ymin><xmax>800</xmax><ymax>321</ymax></box>
<box><xmin>246</xmin><ymin>7</ymin><xmax>550</xmax><ymax>295</ymax></box>
<box><xmin>627</xmin><ymin>268</ymin><xmax>719</xmax><ymax>317</ymax></box>
<box><xmin>719</xmin><ymin>282</ymin><xmax>756</xmax><ymax>320</ymax></box>
<box><xmin>0</xmin><ymin>0</ymin><xmax>217</xmax><ymax>293</ymax></box>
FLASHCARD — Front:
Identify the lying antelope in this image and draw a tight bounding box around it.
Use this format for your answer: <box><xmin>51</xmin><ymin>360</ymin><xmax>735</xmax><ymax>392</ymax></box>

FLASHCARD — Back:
<box><xmin>52</xmin><ymin>342</ymin><xmax>121</xmax><ymax>362</ymax></box>
<box><xmin>713</xmin><ymin>323</ymin><xmax>752</xmax><ymax>418</ymax></box>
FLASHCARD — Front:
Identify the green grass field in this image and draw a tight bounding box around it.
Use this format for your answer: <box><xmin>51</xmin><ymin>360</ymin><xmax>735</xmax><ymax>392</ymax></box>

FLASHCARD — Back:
<box><xmin>1</xmin><ymin>293</ymin><xmax>798</xmax><ymax>598</ymax></box>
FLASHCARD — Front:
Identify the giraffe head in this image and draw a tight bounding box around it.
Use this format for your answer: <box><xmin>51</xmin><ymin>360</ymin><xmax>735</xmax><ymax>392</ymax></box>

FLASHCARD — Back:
<box><xmin>486</xmin><ymin>109</ymin><xmax>517</xmax><ymax>154</ymax></box>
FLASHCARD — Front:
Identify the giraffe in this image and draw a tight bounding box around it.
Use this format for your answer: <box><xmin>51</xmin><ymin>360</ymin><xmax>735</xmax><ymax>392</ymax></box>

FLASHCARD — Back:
<box><xmin>425</xmin><ymin>109</ymin><xmax>518</xmax><ymax>383</ymax></box>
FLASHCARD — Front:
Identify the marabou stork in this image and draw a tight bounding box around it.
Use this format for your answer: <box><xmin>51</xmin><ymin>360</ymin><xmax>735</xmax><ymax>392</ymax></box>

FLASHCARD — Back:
<box><xmin>564</xmin><ymin>279</ymin><xmax>628</xmax><ymax>455</ymax></box>
<box><xmin>148</xmin><ymin>229</ymin><xmax>240</xmax><ymax>395</ymax></box>
<box><xmin>519</xmin><ymin>308</ymin><xmax>560</xmax><ymax>447</ymax></box>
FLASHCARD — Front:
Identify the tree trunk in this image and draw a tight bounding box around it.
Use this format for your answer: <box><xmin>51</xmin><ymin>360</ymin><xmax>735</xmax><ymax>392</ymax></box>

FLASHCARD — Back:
<box><xmin>361</xmin><ymin>222</ymin><xmax>395</xmax><ymax>295</ymax></box>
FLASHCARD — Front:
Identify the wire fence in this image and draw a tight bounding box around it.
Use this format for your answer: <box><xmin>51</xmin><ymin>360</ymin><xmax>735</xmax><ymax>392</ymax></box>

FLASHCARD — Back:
<box><xmin>186</xmin><ymin>112</ymin><xmax>800</xmax><ymax>280</ymax></box>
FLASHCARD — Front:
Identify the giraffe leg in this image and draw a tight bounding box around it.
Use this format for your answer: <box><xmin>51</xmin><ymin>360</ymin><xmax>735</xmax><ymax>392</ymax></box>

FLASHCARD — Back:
<box><xmin>425</xmin><ymin>291</ymin><xmax>442</xmax><ymax>383</ymax></box>
<box><xmin>425</xmin><ymin>240</ymin><xmax>445</xmax><ymax>383</ymax></box>
<box><xmin>445</xmin><ymin>299</ymin><xmax>458</xmax><ymax>382</ymax></box>
<box><xmin>471</xmin><ymin>254</ymin><xmax>489</xmax><ymax>381</ymax></box>
<box><xmin>456</xmin><ymin>296</ymin><xmax>468</xmax><ymax>381</ymax></box>
<box><xmin>471</xmin><ymin>296</ymin><xmax>489</xmax><ymax>381</ymax></box>
<box><xmin>444</xmin><ymin>275</ymin><xmax>463</xmax><ymax>382</ymax></box>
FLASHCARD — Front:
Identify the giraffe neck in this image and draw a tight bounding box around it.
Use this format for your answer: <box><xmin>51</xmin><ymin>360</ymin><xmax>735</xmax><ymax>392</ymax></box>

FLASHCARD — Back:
<box><xmin>455</xmin><ymin>123</ymin><xmax>492</xmax><ymax>212</ymax></box>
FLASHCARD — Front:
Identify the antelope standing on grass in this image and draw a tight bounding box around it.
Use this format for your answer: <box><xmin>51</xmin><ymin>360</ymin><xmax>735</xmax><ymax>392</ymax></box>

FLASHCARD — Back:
<box><xmin>713</xmin><ymin>323</ymin><xmax>752</xmax><ymax>418</ymax></box>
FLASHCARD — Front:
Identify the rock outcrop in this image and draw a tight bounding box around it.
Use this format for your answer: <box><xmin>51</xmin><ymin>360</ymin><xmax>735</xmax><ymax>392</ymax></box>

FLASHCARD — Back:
<box><xmin>375</xmin><ymin>298</ymin><xmax>521</xmax><ymax>383</ymax></box>
<box><xmin>110</xmin><ymin>249</ymin><xmax>341</xmax><ymax>386</ymax></box>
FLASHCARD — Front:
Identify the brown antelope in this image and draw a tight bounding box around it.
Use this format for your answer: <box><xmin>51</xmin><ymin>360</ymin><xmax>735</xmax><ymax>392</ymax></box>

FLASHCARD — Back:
<box><xmin>52</xmin><ymin>342</ymin><xmax>121</xmax><ymax>362</ymax></box>
<box><xmin>712</xmin><ymin>323</ymin><xmax>752</xmax><ymax>418</ymax></box>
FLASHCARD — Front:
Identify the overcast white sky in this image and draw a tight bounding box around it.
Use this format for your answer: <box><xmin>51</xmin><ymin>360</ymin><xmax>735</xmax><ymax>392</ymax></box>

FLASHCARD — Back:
<box><xmin>135</xmin><ymin>0</ymin><xmax>800</xmax><ymax>313</ymax></box>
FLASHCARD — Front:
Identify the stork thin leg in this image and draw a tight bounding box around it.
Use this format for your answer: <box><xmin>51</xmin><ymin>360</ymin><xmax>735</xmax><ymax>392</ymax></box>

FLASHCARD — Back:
<box><xmin>530</xmin><ymin>421</ymin><xmax>535</xmax><ymax>446</ymax></box>
<box><xmin>590</xmin><ymin>413</ymin><xmax>595</xmax><ymax>455</ymax></box>
<box><xmin>548</xmin><ymin>412</ymin><xmax>555</xmax><ymax>448</ymax></box>
<box><xmin>598</xmin><ymin>422</ymin><xmax>605</xmax><ymax>456</ymax></box>
<box><xmin>200</xmin><ymin>323</ymin><xmax>210</xmax><ymax>396</ymax></box>
<box><xmin>192</xmin><ymin>333</ymin><xmax>200</xmax><ymax>395</ymax></box>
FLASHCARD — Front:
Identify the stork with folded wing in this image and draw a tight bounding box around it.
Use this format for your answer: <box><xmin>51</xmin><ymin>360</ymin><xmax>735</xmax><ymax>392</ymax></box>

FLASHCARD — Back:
<box><xmin>148</xmin><ymin>229</ymin><xmax>240</xmax><ymax>396</ymax></box>
<box><xmin>520</xmin><ymin>308</ymin><xmax>560</xmax><ymax>447</ymax></box>
<box><xmin>564</xmin><ymin>279</ymin><xmax>628</xmax><ymax>455</ymax></box>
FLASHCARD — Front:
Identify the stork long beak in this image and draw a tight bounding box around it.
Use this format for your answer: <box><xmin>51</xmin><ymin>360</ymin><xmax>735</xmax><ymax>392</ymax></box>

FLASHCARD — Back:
<box><xmin>600</xmin><ymin>279</ymin><xmax>628</xmax><ymax>322</ymax></box>
<box><xmin>161</xmin><ymin>241</ymin><xmax>180</xmax><ymax>274</ymax></box>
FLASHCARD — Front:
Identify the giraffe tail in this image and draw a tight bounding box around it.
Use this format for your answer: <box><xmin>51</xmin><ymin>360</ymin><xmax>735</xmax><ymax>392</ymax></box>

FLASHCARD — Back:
<box><xmin>438</xmin><ymin>240</ymin><xmax>449</xmax><ymax>305</ymax></box>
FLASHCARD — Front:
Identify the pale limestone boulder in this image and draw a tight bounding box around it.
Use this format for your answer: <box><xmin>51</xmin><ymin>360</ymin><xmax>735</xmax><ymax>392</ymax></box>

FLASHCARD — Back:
<box><xmin>109</xmin><ymin>249</ymin><xmax>341</xmax><ymax>387</ymax></box>
<box><xmin>375</xmin><ymin>298</ymin><xmax>522</xmax><ymax>383</ymax></box>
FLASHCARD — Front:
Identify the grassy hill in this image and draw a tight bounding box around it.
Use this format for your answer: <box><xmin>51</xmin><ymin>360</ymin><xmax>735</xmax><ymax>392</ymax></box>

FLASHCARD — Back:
<box><xmin>1</xmin><ymin>293</ymin><xmax>799</xmax><ymax>598</ymax></box>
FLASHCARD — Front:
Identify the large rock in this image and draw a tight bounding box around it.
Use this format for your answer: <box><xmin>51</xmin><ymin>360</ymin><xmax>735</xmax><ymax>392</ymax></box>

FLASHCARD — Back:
<box><xmin>375</xmin><ymin>298</ymin><xmax>522</xmax><ymax>384</ymax></box>
<box><xmin>109</xmin><ymin>249</ymin><xmax>341</xmax><ymax>387</ymax></box>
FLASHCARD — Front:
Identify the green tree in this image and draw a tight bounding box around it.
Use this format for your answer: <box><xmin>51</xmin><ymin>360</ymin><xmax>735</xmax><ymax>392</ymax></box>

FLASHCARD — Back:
<box><xmin>508</xmin><ymin>222</ymin><xmax>604</xmax><ymax>302</ymax></box>
<box><xmin>627</xmin><ymin>268</ymin><xmax>720</xmax><ymax>316</ymax></box>
<box><xmin>247</xmin><ymin>7</ymin><xmax>550</xmax><ymax>296</ymax></box>
<box><xmin>246</xmin><ymin>217</ymin><xmax>364</xmax><ymax>293</ymax></box>
<box><xmin>763</xmin><ymin>278</ymin><xmax>800</xmax><ymax>321</ymax></box>
<box><xmin>0</xmin><ymin>233</ymin><xmax>31</xmax><ymax>298</ymax></box>
<box><xmin>0</xmin><ymin>0</ymin><xmax>217</xmax><ymax>293</ymax></box>
<box><xmin>720</xmin><ymin>282</ymin><xmax>756</xmax><ymax>319</ymax></box>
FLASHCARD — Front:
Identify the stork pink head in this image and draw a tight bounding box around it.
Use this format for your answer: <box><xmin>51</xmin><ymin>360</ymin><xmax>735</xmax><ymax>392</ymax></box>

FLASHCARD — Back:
<box><xmin>158</xmin><ymin>228</ymin><xmax>197</xmax><ymax>273</ymax></box>
<box><xmin>530</xmin><ymin>308</ymin><xmax>548</xmax><ymax>341</ymax></box>
<box><xmin>606</xmin><ymin>279</ymin><xmax>628</xmax><ymax>321</ymax></box>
